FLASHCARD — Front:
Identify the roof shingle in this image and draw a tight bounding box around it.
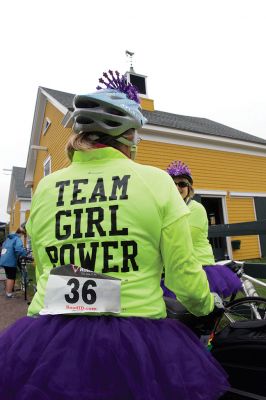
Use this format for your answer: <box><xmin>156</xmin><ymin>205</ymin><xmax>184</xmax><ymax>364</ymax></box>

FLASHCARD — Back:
<box><xmin>12</xmin><ymin>167</ymin><xmax>31</xmax><ymax>198</ymax></box>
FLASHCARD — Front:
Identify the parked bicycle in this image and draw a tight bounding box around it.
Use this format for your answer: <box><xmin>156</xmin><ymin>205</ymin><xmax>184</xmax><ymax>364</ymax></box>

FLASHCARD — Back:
<box><xmin>17</xmin><ymin>254</ymin><xmax>35</xmax><ymax>303</ymax></box>
<box><xmin>165</xmin><ymin>260</ymin><xmax>266</xmax><ymax>399</ymax></box>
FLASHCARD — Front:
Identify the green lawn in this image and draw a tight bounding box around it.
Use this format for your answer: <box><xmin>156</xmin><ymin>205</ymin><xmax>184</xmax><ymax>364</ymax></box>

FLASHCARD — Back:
<box><xmin>242</xmin><ymin>258</ymin><xmax>266</xmax><ymax>297</ymax></box>
<box><xmin>235</xmin><ymin>279</ymin><xmax>266</xmax><ymax>298</ymax></box>
<box><xmin>26</xmin><ymin>263</ymin><xmax>37</xmax><ymax>300</ymax></box>
<box><xmin>245</xmin><ymin>257</ymin><xmax>266</xmax><ymax>263</ymax></box>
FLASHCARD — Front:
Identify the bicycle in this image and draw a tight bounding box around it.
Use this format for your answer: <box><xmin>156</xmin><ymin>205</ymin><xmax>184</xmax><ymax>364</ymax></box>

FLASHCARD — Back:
<box><xmin>219</xmin><ymin>260</ymin><xmax>266</xmax><ymax>321</ymax></box>
<box><xmin>17</xmin><ymin>255</ymin><xmax>36</xmax><ymax>303</ymax></box>
<box><xmin>164</xmin><ymin>261</ymin><xmax>266</xmax><ymax>399</ymax></box>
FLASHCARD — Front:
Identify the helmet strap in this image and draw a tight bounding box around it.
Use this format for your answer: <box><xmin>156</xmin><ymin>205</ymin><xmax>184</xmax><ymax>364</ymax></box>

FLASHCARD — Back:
<box><xmin>129</xmin><ymin>144</ymin><xmax>137</xmax><ymax>160</ymax></box>
<box><xmin>115</xmin><ymin>135</ymin><xmax>138</xmax><ymax>160</ymax></box>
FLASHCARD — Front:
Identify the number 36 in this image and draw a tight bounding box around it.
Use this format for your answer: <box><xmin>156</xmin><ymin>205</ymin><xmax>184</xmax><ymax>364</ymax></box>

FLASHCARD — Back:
<box><xmin>65</xmin><ymin>278</ymin><xmax>97</xmax><ymax>305</ymax></box>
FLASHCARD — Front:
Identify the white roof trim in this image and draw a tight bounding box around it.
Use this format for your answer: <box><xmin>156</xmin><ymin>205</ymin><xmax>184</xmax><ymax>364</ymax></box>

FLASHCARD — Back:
<box><xmin>140</xmin><ymin>125</ymin><xmax>266</xmax><ymax>157</ymax></box>
<box><xmin>230</xmin><ymin>191</ymin><xmax>266</xmax><ymax>197</ymax></box>
<box><xmin>17</xmin><ymin>197</ymin><xmax>31</xmax><ymax>202</ymax></box>
<box><xmin>194</xmin><ymin>189</ymin><xmax>227</xmax><ymax>196</ymax></box>
<box><xmin>41</xmin><ymin>88</ymin><xmax>68</xmax><ymax>115</ymax></box>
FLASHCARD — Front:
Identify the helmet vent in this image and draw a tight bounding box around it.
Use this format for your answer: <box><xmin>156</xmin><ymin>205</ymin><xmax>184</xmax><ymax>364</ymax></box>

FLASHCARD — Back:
<box><xmin>76</xmin><ymin>116</ymin><xmax>94</xmax><ymax>124</ymax></box>
<box><xmin>105</xmin><ymin>107</ymin><xmax>126</xmax><ymax>117</ymax></box>
<box><xmin>104</xmin><ymin>120</ymin><xmax>121</xmax><ymax>127</ymax></box>
<box><xmin>75</xmin><ymin>99</ymin><xmax>99</xmax><ymax>109</ymax></box>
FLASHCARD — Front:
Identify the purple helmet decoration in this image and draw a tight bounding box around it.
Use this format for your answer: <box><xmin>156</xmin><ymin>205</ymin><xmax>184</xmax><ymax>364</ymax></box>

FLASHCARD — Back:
<box><xmin>166</xmin><ymin>160</ymin><xmax>193</xmax><ymax>184</ymax></box>
<box><xmin>64</xmin><ymin>69</ymin><xmax>147</xmax><ymax>138</ymax></box>
<box><xmin>96</xmin><ymin>70</ymin><xmax>140</xmax><ymax>104</ymax></box>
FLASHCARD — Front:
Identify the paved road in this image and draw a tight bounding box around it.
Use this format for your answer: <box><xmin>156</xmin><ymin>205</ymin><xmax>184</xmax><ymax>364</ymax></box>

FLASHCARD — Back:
<box><xmin>0</xmin><ymin>280</ymin><xmax>29</xmax><ymax>332</ymax></box>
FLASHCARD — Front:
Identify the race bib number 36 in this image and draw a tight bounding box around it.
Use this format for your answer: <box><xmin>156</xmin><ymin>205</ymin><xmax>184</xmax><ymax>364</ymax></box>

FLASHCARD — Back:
<box><xmin>40</xmin><ymin>265</ymin><xmax>121</xmax><ymax>315</ymax></box>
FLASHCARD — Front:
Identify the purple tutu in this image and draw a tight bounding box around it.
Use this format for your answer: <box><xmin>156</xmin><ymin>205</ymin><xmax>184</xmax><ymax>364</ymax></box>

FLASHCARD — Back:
<box><xmin>161</xmin><ymin>279</ymin><xmax>176</xmax><ymax>299</ymax></box>
<box><xmin>162</xmin><ymin>265</ymin><xmax>242</xmax><ymax>299</ymax></box>
<box><xmin>203</xmin><ymin>265</ymin><xmax>242</xmax><ymax>298</ymax></box>
<box><xmin>0</xmin><ymin>315</ymin><xmax>228</xmax><ymax>400</ymax></box>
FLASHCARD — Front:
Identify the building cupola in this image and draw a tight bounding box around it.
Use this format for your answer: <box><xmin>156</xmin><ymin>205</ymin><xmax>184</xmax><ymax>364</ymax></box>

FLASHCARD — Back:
<box><xmin>125</xmin><ymin>50</ymin><xmax>154</xmax><ymax>111</ymax></box>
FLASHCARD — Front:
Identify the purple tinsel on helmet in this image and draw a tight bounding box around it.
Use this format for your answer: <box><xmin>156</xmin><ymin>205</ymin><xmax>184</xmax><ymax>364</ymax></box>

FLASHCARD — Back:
<box><xmin>166</xmin><ymin>160</ymin><xmax>192</xmax><ymax>178</ymax></box>
<box><xmin>96</xmin><ymin>70</ymin><xmax>140</xmax><ymax>104</ymax></box>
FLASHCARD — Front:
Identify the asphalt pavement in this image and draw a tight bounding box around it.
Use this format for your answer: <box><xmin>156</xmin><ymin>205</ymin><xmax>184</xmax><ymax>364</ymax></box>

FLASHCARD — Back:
<box><xmin>0</xmin><ymin>279</ymin><xmax>29</xmax><ymax>332</ymax></box>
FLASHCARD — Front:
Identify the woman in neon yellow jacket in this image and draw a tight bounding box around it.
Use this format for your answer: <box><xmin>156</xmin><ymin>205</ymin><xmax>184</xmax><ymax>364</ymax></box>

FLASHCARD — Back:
<box><xmin>0</xmin><ymin>71</ymin><xmax>228</xmax><ymax>400</ymax></box>
<box><xmin>165</xmin><ymin>160</ymin><xmax>242</xmax><ymax>298</ymax></box>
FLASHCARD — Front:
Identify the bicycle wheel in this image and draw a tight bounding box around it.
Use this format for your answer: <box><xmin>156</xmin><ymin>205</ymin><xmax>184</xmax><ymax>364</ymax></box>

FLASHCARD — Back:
<box><xmin>17</xmin><ymin>265</ymin><xmax>28</xmax><ymax>301</ymax></box>
<box><xmin>223</xmin><ymin>296</ymin><xmax>266</xmax><ymax>324</ymax></box>
<box><xmin>23</xmin><ymin>268</ymin><xmax>28</xmax><ymax>301</ymax></box>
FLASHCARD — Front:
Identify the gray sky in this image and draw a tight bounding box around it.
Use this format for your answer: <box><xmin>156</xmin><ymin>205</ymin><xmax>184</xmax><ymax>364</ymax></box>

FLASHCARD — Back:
<box><xmin>1</xmin><ymin>0</ymin><xmax>266</xmax><ymax>222</ymax></box>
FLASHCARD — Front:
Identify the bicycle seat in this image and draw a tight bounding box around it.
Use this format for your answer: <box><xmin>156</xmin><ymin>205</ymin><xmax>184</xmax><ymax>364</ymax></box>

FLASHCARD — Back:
<box><xmin>164</xmin><ymin>297</ymin><xmax>188</xmax><ymax>318</ymax></box>
<box><xmin>164</xmin><ymin>296</ymin><xmax>220</xmax><ymax>337</ymax></box>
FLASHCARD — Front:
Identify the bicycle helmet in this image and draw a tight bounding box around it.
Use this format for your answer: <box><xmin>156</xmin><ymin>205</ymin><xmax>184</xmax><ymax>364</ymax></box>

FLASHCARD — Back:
<box><xmin>64</xmin><ymin>70</ymin><xmax>147</xmax><ymax>137</ymax></box>
<box><xmin>166</xmin><ymin>160</ymin><xmax>193</xmax><ymax>184</ymax></box>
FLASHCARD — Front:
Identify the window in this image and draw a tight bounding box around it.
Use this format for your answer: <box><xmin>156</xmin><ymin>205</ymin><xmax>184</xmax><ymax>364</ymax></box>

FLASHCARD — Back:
<box><xmin>42</xmin><ymin>117</ymin><xmax>51</xmax><ymax>135</ymax></box>
<box><xmin>126</xmin><ymin>72</ymin><xmax>148</xmax><ymax>96</ymax></box>
<box><xmin>43</xmin><ymin>156</ymin><xmax>51</xmax><ymax>176</ymax></box>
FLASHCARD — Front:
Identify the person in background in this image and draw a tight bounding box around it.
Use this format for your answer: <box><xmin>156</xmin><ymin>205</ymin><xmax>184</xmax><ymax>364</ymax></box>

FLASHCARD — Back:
<box><xmin>0</xmin><ymin>71</ymin><xmax>228</xmax><ymax>399</ymax></box>
<box><xmin>0</xmin><ymin>227</ymin><xmax>27</xmax><ymax>298</ymax></box>
<box><xmin>0</xmin><ymin>267</ymin><xmax>6</xmax><ymax>292</ymax></box>
<box><xmin>167</xmin><ymin>161</ymin><xmax>214</xmax><ymax>265</ymax></box>
<box><xmin>165</xmin><ymin>160</ymin><xmax>242</xmax><ymax>298</ymax></box>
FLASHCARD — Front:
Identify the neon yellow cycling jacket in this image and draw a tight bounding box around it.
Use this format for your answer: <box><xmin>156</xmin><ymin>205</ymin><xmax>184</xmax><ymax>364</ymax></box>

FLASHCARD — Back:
<box><xmin>27</xmin><ymin>147</ymin><xmax>214</xmax><ymax>318</ymax></box>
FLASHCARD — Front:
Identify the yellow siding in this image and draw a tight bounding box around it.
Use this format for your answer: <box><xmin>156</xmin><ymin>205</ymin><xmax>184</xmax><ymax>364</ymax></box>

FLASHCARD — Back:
<box><xmin>136</xmin><ymin>140</ymin><xmax>265</xmax><ymax>260</ymax></box>
<box><xmin>25</xmin><ymin>210</ymin><xmax>30</xmax><ymax>222</ymax></box>
<box><xmin>140</xmin><ymin>97</ymin><xmax>154</xmax><ymax>111</ymax></box>
<box><xmin>9</xmin><ymin>200</ymin><xmax>21</xmax><ymax>233</ymax></box>
<box><xmin>33</xmin><ymin>102</ymin><xmax>71</xmax><ymax>192</ymax></box>
<box><xmin>32</xmin><ymin>111</ymin><xmax>266</xmax><ymax>260</ymax></box>
<box><xmin>136</xmin><ymin>139</ymin><xmax>266</xmax><ymax>192</ymax></box>
<box><xmin>37</xmin><ymin>109</ymin><xmax>266</xmax><ymax>196</ymax></box>
<box><xmin>226</xmin><ymin>197</ymin><xmax>260</xmax><ymax>260</ymax></box>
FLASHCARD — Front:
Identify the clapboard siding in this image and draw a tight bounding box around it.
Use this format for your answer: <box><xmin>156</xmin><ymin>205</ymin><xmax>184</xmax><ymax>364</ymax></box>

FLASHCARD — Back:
<box><xmin>30</xmin><ymin>103</ymin><xmax>266</xmax><ymax>259</ymax></box>
<box><xmin>137</xmin><ymin>140</ymin><xmax>266</xmax><ymax>192</ymax></box>
<box><xmin>9</xmin><ymin>200</ymin><xmax>21</xmax><ymax>233</ymax></box>
<box><xmin>226</xmin><ymin>196</ymin><xmax>260</xmax><ymax>260</ymax></box>
<box><xmin>32</xmin><ymin>102</ymin><xmax>71</xmax><ymax>192</ymax></box>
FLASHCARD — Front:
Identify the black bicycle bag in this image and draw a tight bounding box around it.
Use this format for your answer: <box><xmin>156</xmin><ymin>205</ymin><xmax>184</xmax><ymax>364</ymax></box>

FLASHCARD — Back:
<box><xmin>211</xmin><ymin>320</ymin><xmax>266</xmax><ymax>396</ymax></box>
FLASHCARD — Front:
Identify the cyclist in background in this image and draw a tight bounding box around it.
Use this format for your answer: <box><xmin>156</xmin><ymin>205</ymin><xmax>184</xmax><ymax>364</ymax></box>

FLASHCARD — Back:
<box><xmin>0</xmin><ymin>71</ymin><xmax>228</xmax><ymax>399</ymax></box>
<box><xmin>164</xmin><ymin>160</ymin><xmax>242</xmax><ymax>298</ymax></box>
<box><xmin>0</xmin><ymin>227</ymin><xmax>27</xmax><ymax>298</ymax></box>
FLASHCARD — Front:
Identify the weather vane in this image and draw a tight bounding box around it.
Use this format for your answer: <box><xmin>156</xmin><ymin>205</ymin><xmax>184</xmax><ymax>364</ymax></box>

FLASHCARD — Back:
<box><xmin>125</xmin><ymin>50</ymin><xmax>135</xmax><ymax>71</ymax></box>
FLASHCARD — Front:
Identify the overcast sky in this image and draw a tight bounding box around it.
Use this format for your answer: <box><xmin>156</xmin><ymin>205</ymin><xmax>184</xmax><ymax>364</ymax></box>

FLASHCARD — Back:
<box><xmin>1</xmin><ymin>0</ymin><xmax>266</xmax><ymax>222</ymax></box>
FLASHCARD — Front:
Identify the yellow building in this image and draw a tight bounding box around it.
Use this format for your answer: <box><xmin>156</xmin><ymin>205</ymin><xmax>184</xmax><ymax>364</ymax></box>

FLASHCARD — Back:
<box><xmin>7</xmin><ymin>167</ymin><xmax>31</xmax><ymax>233</ymax></box>
<box><xmin>24</xmin><ymin>75</ymin><xmax>266</xmax><ymax>261</ymax></box>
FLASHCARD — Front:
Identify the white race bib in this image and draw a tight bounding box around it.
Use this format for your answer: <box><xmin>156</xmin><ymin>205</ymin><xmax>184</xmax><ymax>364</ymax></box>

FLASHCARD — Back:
<box><xmin>40</xmin><ymin>264</ymin><xmax>121</xmax><ymax>315</ymax></box>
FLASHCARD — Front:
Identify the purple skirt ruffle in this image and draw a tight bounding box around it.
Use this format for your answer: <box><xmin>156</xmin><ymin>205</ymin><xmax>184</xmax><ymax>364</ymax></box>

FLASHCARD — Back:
<box><xmin>161</xmin><ymin>279</ymin><xmax>176</xmax><ymax>299</ymax></box>
<box><xmin>0</xmin><ymin>315</ymin><xmax>228</xmax><ymax>400</ymax></box>
<box><xmin>162</xmin><ymin>265</ymin><xmax>242</xmax><ymax>299</ymax></box>
<box><xmin>203</xmin><ymin>265</ymin><xmax>242</xmax><ymax>298</ymax></box>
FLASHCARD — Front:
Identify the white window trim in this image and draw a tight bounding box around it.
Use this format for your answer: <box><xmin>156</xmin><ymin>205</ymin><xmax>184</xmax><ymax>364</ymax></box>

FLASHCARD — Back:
<box><xmin>229</xmin><ymin>193</ymin><xmax>262</xmax><ymax>258</ymax></box>
<box><xmin>43</xmin><ymin>155</ymin><xmax>51</xmax><ymax>176</ymax></box>
<box><xmin>195</xmin><ymin>192</ymin><xmax>232</xmax><ymax>259</ymax></box>
<box><xmin>195</xmin><ymin>189</ymin><xmax>227</xmax><ymax>196</ymax></box>
<box><xmin>221</xmin><ymin>196</ymin><xmax>233</xmax><ymax>260</ymax></box>
<box><xmin>230</xmin><ymin>191</ymin><xmax>266</xmax><ymax>197</ymax></box>
<box><xmin>252</xmin><ymin>198</ymin><xmax>262</xmax><ymax>258</ymax></box>
<box><xmin>126</xmin><ymin>71</ymin><xmax>148</xmax><ymax>97</ymax></box>
<box><xmin>42</xmin><ymin>117</ymin><xmax>51</xmax><ymax>135</ymax></box>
